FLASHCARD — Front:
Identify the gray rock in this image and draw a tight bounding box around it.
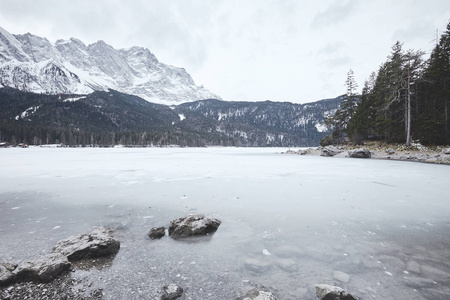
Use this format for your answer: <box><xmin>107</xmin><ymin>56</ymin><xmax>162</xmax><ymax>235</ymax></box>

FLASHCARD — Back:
<box><xmin>275</xmin><ymin>258</ymin><xmax>298</xmax><ymax>272</ymax></box>
<box><xmin>348</xmin><ymin>148</ymin><xmax>371</xmax><ymax>158</ymax></box>
<box><xmin>0</xmin><ymin>261</ymin><xmax>17</xmax><ymax>286</ymax></box>
<box><xmin>244</xmin><ymin>258</ymin><xmax>271</xmax><ymax>273</ymax></box>
<box><xmin>237</xmin><ymin>284</ymin><xmax>277</xmax><ymax>300</ymax></box>
<box><xmin>443</xmin><ymin>148</ymin><xmax>450</xmax><ymax>155</ymax></box>
<box><xmin>52</xmin><ymin>226</ymin><xmax>120</xmax><ymax>261</ymax></box>
<box><xmin>148</xmin><ymin>226</ymin><xmax>166</xmax><ymax>239</ymax></box>
<box><xmin>385</xmin><ymin>148</ymin><xmax>395</xmax><ymax>155</ymax></box>
<box><xmin>403</xmin><ymin>276</ymin><xmax>436</xmax><ymax>288</ymax></box>
<box><xmin>168</xmin><ymin>214</ymin><xmax>221</xmax><ymax>238</ymax></box>
<box><xmin>314</xmin><ymin>284</ymin><xmax>357</xmax><ymax>300</ymax></box>
<box><xmin>161</xmin><ymin>283</ymin><xmax>183</xmax><ymax>300</ymax></box>
<box><xmin>13</xmin><ymin>253</ymin><xmax>70</xmax><ymax>283</ymax></box>
<box><xmin>321</xmin><ymin>146</ymin><xmax>342</xmax><ymax>157</ymax></box>
<box><xmin>333</xmin><ymin>270</ymin><xmax>350</xmax><ymax>283</ymax></box>
<box><xmin>406</xmin><ymin>260</ymin><xmax>421</xmax><ymax>273</ymax></box>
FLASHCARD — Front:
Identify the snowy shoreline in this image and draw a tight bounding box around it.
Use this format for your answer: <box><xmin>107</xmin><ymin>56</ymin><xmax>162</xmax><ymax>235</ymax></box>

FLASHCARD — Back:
<box><xmin>286</xmin><ymin>144</ymin><xmax>450</xmax><ymax>165</ymax></box>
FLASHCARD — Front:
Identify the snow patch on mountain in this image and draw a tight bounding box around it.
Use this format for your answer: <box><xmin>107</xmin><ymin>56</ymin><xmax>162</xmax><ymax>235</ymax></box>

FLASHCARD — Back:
<box><xmin>315</xmin><ymin>123</ymin><xmax>328</xmax><ymax>132</ymax></box>
<box><xmin>15</xmin><ymin>106</ymin><xmax>40</xmax><ymax>120</ymax></box>
<box><xmin>0</xmin><ymin>26</ymin><xmax>220</xmax><ymax>104</ymax></box>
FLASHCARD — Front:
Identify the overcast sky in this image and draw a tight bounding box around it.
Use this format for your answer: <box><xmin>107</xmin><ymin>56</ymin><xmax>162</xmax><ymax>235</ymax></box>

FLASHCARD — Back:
<box><xmin>1</xmin><ymin>0</ymin><xmax>450</xmax><ymax>103</ymax></box>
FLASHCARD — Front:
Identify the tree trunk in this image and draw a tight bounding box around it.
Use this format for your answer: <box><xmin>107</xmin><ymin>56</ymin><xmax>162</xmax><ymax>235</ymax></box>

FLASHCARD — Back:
<box><xmin>406</xmin><ymin>60</ymin><xmax>412</xmax><ymax>147</ymax></box>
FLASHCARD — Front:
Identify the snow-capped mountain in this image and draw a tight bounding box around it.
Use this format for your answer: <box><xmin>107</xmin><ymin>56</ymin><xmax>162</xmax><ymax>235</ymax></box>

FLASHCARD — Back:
<box><xmin>0</xmin><ymin>26</ymin><xmax>220</xmax><ymax>104</ymax></box>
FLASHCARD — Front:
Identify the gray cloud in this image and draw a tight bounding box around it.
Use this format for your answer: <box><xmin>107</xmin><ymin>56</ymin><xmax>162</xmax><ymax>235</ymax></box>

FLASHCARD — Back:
<box><xmin>311</xmin><ymin>0</ymin><xmax>358</xmax><ymax>29</ymax></box>
<box><xmin>318</xmin><ymin>42</ymin><xmax>345</xmax><ymax>55</ymax></box>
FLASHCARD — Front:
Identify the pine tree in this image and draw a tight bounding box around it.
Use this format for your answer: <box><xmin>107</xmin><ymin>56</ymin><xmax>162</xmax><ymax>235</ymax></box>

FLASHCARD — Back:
<box><xmin>420</xmin><ymin>21</ymin><xmax>450</xmax><ymax>144</ymax></box>
<box><xmin>348</xmin><ymin>72</ymin><xmax>376</xmax><ymax>143</ymax></box>
<box><xmin>322</xmin><ymin>69</ymin><xmax>359</xmax><ymax>144</ymax></box>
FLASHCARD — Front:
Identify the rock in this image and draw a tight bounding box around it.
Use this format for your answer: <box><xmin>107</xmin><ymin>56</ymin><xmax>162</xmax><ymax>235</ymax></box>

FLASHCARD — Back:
<box><xmin>13</xmin><ymin>253</ymin><xmax>70</xmax><ymax>283</ymax></box>
<box><xmin>333</xmin><ymin>270</ymin><xmax>350</xmax><ymax>283</ymax></box>
<box><xmin>52</xmin><ymin>226</ymin><xmax>120</xmax><ymax>261</ymax></box>
<box><xmin>237</xmin><ymin>284</ymin><xmax>277</xmax><ymax>300</ymax></box>
<box><xmin>275</xmin><ymin>258</ymin><xmax>297</xmax><ymax>272</ymax></box>
<box><xmin>321</xmin><ymin>146</ymin><xmax>342</xmax><ymax>157</ymax></box>
<box><xmin>385</xmin><ymin>148</ymin><xmax>395</xmax><ymax>155</ymax></box>
<box><xmin>244</xmin><ymin>258</ymin><xmax>271</xmax><ymax>273</ymax></box>
<box><xmin>284</xmin><ymin>150</ymin><xmax>297</xmax><ymax>154</ymax></box>
<box><xmin>443</xmin><ymin>148</ymin><xmax>450</xmax><ymax>155</ymax></box>
<box><xmin>0</xmin><ymin>261</ymin><xmax>17</xmax><ymax>286</ymax></box>
<box><xmin>403</xmin><ymin>276</ymin><xmax>436</xmax><ymax>288</ymax></box>
<box><xmin>285</xmin><ymin>149</ymin><xmax>306</xmax><ymax>155</ymax></box>
<box><xmin>406</xmin><ymin>260</ymin><xmax>421</xmax><ymax>273</ymax></box>
<box><xmin>161</xmin><ymin>283</ymin><xmax>183</xmax><ymax>300</ymax></box>
<box><xmin>348</xmin><ymin>148</ymin><xmax>371</xmax><ymax>158</ymax></box>
<box><xmin>314</xmin><ymin>284</ymin><xmax>357</xmax><ymax>300</ymax></box>
<box><xmin>148</xmin><ymin>226</ymin><xmax>166</xmax><ymax>239</ymax></box>
<box><xmin>168</xmin><ymin>214</ymin><xmax>221</xmax><ymax>238</ymax></box>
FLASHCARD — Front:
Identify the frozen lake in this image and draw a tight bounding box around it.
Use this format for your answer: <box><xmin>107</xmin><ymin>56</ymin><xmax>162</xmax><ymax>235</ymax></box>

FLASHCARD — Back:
<box><xmin>1</xmin><ymin>147</ymin><xmax>450</xmax><ymax>299</ymax></box>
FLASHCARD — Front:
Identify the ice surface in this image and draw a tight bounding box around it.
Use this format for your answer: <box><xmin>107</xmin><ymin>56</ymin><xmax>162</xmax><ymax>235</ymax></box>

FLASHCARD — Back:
<box><xmin>0</xmin><ymin>147</ymin><xmax>450</xmax><ymax>299</ymax></box>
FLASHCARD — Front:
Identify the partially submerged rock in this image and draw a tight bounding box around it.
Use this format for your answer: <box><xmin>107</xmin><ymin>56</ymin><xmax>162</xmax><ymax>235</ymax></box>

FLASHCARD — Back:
<box><xmin>13</xmin><ymin>253</ymin><xmax>70</xmax><ymax>283</ymax></box>
<box><xmin>237</xmin><ymin>283</ymin><xmax>277</xmax><ymax>300</ymax></box>
<box><xmin>0</xmin><ymin>261</ymin><xmax>17</xmax><ymax>286</ymax></box>
<box><xmin>321</xmin><ymin>146</ymin><xmax>342</xmax><ymax>157</ymax></box>
<box><xmin>53</xmin><ymin>226</ymin><xmax>120</xmax><ymax>261</ymax></box>
<box><xmin>161</xmin><ymin>283</ymin><xmax>183</xmax><ymax>300</ymax></box>
<box><xmin>348</xmin><ymin>148</ymin><xmax>371</xmax><ymax>158</ymax></box>
<box><xmin>148</xmin><ymin>226</ymin><xmax>166</xmax><ymax>239</ymax></box>
<box><xmin>314</xmin><ymin>284</ymin><xmax>357</xmax><ymax>300</ymax></box>
<box><xmin>168</xmin><ymin>214</ymin><xmax>221</xmax><ymax>238</ymax></box>
<box><xmin>333</xmin><ymin>270</ymin><xmax>350</xmax><ymax>283</ymax></box>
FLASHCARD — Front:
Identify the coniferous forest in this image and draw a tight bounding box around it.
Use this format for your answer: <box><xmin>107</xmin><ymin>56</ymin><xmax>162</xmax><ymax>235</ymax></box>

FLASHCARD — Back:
<box><xmin>323</xmin><ymin>21</ymin><xmax>450</xmax><ymax>147</ymax></box>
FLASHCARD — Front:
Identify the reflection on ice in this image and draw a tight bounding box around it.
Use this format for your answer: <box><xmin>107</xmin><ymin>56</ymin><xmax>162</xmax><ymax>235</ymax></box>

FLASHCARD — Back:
<box><xmin>0</xmin><ymin>147</ymin><xmax>450</xmax><ymax>299</ymax></box>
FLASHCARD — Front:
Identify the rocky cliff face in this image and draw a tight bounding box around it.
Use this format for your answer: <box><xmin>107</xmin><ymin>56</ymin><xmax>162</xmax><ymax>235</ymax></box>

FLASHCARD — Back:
<box><xmin>0</xmin><ymin>26</ymin><xmax>219</xmax><ymax>104</ymax></box>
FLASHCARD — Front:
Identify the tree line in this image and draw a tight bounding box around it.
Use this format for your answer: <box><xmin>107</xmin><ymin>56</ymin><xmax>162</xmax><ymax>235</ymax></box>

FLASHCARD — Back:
<box><xmin>323</xmin><ymin>21</ymin><xmax>450</xmax><ymax>146</ymax></box>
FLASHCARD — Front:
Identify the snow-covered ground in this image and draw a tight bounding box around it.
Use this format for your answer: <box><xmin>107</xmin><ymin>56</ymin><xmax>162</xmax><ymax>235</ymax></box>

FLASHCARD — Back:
<box><xmin>0</xmin><ymin>147</ymin><xmax>449</xmax><ymax>299</ymax></box>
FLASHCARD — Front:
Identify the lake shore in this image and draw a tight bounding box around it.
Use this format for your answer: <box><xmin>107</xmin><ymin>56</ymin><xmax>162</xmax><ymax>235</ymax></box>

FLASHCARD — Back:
<box><xmin>286</xmin><ymin>143</ymin><xmax>450</xmax><ymax>164</ymax></box>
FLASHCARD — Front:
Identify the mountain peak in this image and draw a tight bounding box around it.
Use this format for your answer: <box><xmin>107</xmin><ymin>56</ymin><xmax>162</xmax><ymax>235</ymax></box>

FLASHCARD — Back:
<box><xmin>0</xmin><ymin>27</ymin><xmax>220</xmax><ymax>104</ymax></box>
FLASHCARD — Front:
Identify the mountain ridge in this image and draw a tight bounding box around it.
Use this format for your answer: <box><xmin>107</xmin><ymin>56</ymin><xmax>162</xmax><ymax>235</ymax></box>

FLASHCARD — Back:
<box><xmin>0</xmin><ymin>87</ymin><xmax>340</xmax><ymax>147</ymax></box>
<box><xmin>0</xmin><ymin>26</ymin><xmax>219</xmax><ymax>104</ymax></box>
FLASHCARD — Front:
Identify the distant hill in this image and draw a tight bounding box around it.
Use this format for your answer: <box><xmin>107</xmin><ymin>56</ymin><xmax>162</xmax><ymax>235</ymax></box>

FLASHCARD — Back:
<box><xmin>0</xmin><ymin>88</ymin><xmax>340</xmax><ymax>147</ymax></box>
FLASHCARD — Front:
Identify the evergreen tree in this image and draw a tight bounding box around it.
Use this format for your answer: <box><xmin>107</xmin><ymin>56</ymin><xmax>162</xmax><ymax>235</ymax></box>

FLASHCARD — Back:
<box><xmin>348</xmin><ymin>72</ymin><xmax>376</xmax><ymax>143</ymax></box>
<box><xmin>322</xmin><ymin>69</ymin><xmax>359</xmax><ymax>144</ymax></box>
<box><xmin>420</xmin><ymin>21</ymin><xmax>450</xmax><ymax>144</ymax></box>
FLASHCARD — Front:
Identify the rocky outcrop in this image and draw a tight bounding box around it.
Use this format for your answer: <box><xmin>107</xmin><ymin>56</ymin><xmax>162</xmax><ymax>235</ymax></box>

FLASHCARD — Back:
<box><xmin>321</xmin><ymin>146</ymin><xmax>342</xmax><ymax>157</ymax></box>
<box><xmin>52</xmin><ymin>226</ymin><xmax>120</xmax><ymax>261</ymax></box>
<box><xmin>12</xmin><ymin>253</ymin><xmax>70</xmax><ymax>283</ymax></box>
<box><xmin>168</xmin><ymin>214</ymin><xmax>221</xmax><ymax>239</ymax></box>
<box><xmin>314</xmin><ymin>284</ymin><xmax>357</xmax><ymax>300</ymax></box>
<box><xmin>148</xmin><ymin>226</ymin><xmax>166</xmax><ymax>239</ymax></box>
<box><xmin>161</xmin><ymin>283</ymin><xmax>183</xmax><ymax>300</ymax></box>
<box><xmin>348</xmin><ymin>148</ymin><xmax>371</xmax><ymax>158</ymax></box>
<box><xmin>0</xmin><ymin>261</ymin><xmax>17</xmax><ymax>286</ymax></box>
